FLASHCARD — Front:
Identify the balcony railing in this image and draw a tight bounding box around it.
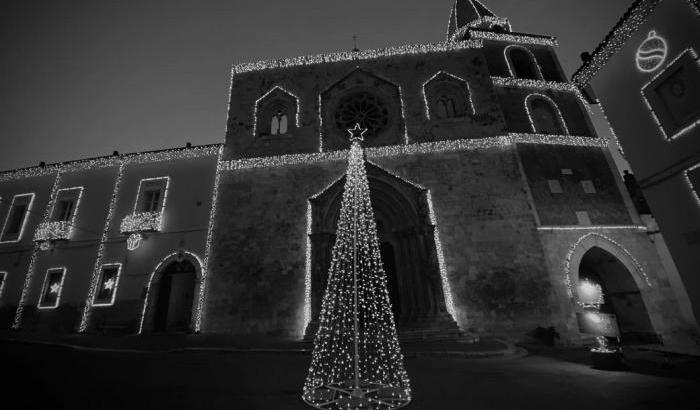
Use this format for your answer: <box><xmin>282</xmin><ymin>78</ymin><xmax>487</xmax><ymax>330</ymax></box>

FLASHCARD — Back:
<box><xmin>120</xmin><ymin>211</ymin><xmax>163</xmax><ymax>233</ymax></box>
<box><xmin>34</xmin><ymin>221</ymin><xmax>73</xmax><ymax>241</ymax></box>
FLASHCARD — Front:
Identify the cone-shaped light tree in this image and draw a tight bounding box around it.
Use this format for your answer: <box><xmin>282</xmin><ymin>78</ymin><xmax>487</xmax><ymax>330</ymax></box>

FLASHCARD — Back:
<box><xmin>302</xmin><ymin>124</ymin><xmax>411</xmax><ymax>409</ymax></box>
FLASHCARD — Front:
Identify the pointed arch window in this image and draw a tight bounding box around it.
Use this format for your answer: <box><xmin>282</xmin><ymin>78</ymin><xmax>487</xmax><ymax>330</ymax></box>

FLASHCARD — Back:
<box><xmin>526</xmin><ymin>94</ymin><xmax>568</xmax><ymax>135</ymax></box>
<box><xmin>423</xmin><ymin>71</ymin><xmax>474</xmax><ymax>120</ymax></box>
<box><xmin>270</xmin><ymin>110</ymin><xmax>289</xmax><ymax>135</ymax></box>
<box><xmin>506</xmin><ymin>46</ymin><xmax>542</xmax><ymax>80</ymax></box>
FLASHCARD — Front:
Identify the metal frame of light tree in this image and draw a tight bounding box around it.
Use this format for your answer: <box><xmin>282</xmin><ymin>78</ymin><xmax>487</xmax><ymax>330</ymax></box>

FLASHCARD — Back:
<box><xmin>302</xmin><ymin>124</ymin><xmax>411</xmax><ymax>410</ymax></box>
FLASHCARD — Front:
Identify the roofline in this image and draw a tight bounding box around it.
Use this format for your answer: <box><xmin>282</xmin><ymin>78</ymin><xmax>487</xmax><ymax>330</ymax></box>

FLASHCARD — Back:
<box><xmin>230</xmin><ymin>40</ymin><xmax>483</xmax><ymax>76</ymax></box>
<box><xmin>571</xmin><ymin>0</ymin><xmax>662</xmax><ymax>88</ymax></box>
<box><xmin>0</xmin><ymin>143</ymin><xmax>223</xmax><ymax>178</ymax></box>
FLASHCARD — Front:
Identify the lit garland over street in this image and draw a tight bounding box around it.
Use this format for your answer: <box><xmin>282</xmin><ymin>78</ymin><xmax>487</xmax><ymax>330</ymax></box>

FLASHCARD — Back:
<box><xmin>303</xmin><ymin>124</ymin><xmax>411</xmax><ymax>409</ymax></box>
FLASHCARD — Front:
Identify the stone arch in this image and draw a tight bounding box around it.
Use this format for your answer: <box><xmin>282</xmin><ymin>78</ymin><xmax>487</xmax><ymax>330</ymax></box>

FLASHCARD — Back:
<box><xmin>525</xmin><ymin>93</ymin><xmax>569</xmax><ymax>135</ymax></box>
<box><xmin>422</xmin><ymin>71</ymin><xmax>474</xmax><ymax>120</ymax></box>
<box><xmin>253</xmin><ymin>86</ymin><xmax>300</xmax><ymax>137</ymax></box>
<box><xmin>320</xmin><ymin>69</ymin><xmax>405</xmax><ymax>151</ymax></box>
<box><xmin>565</xmin><ymin>233</ymin><xmax>658</xmax><ymax>344</ymax></box>
<box><xmin>305</xmin><ymin>162</ymin><xmax>458</xmax><ymax>339</ymax></box>
<box><xmin>138</xmin><ymin>250</ymin><xmax>204</xmax><ymax>334</ymax></box>
<box><xmin>505</xmin><ymin>45</ymin><xmax>542</xmax><ymax>80</ymax></box>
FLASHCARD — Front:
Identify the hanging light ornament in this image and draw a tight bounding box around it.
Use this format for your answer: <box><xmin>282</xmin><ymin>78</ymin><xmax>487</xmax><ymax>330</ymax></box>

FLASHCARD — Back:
<box><xmin>302</xmin><ymin>123</ymin><xmax>411</xmax><ymax>409</ymax></box>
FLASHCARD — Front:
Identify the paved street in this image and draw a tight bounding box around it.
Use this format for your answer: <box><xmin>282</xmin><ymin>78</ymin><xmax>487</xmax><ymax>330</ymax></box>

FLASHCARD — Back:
<box><xmin>3</xmin><ymin>342</ymin><xmax>699</xmax><ymax>410</ymax></box>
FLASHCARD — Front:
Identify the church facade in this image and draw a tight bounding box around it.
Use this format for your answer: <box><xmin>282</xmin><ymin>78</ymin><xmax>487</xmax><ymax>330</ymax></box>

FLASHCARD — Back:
<box><xmin>0</xmin><ymin>0</ymin><xmax>694</xmax><ymax>345</ymax></box>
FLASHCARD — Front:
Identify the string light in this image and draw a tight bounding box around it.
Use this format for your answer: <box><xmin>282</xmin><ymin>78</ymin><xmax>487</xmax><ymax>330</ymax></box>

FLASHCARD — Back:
<box><xmin>421</xmin><ymin>71</ymin><xmax>476</xmax><ymax>120</ymax></box>
<box><xmin>126</xmin><ymin>233</ymin><xmax>143</xmax><ymax>251</ymax></box>
<box><xmin>78</xmin><ymin>163</ymin><xmax>124</xmax><ymax>333</ymax></box>
<box><xmin>468</xmin><ymin>29</ymin><xmax>558</xmax><ymax>47</ymax></box>
<box><xmin>537</xmin><ymin>225</ymin><xmax>646</xmax><ymax>231</ymax></box>
<box><xmin>640</xmin><ymin>48</ymin><xmax>700</xmax><ymax>141</ymax></box>
<box><xmin>0</xmin><ymin>271</ymin><xmax>7</xmax><ymax>301</ymax></box>
<box><xmin>231</xmin><ymin>41</ymin><xmax>481</xmax><ymax>76</ymax></box>
<box><xmin>251</xmin><ymin>86</ymin><xmax>301</xmax><ymax>137</ymax></box>
<box><xmin>504</xmin><ymin>45</ymin><xmax>544</xmax><ymax>80</ymax></box>
<box><xmin>138</xmin><ymin>250</ymin><xmax>204</xmax><ymax>334</ymax></box>
<box><xmin>448</xmin><ymin>17</ymin><xmax>513</xmax><ymax>42</ymax></box>
<box><xmin>524</xmin><ymin>93</ymin><xmax>570</xmax><ymax>135</ymax></box>
<box><xmin>571</xmin><ymin>0</ymin><xmax>662</xmax><ymax>88</ymax></box>
<box><xmin>37</xmin><ymin>267</ymin><xmax>67</xmax><ymax>310</ymax></box>
<box><xmin>12</xmin><ymin>172</ymin><xmax>62</xmax><ymax>328</ymax></box>
<box><xmin>193</xmin><ymin>145</ymin><xmax>225</xmax><ymax>332</ymax></box>
<box><xmin>562</xmin><ymin>232</ymin><xmax>652</xmax><ymax>300</ymax></box>
<box><xmin>303</xmin><ymin>124</ymin><xmax>411</xmax><ymax>409</ymax></box>
<box><xmin>684</xmin><ymin>163</ymin><xmax>700</xmax><ymax>208</ymax></box>
<box><xmin>91</xmin><ymin>263</ymin><xmax>123</xmax><ymax>307</ymax></box>
<box><xmin>635</xmin><ymin>30</ymin><xmax>668</xmax><ymax>72</ymax></box>
<box><xmin>0</xmin><ymin>193</ymin><xmax>36</xmax><ymax>243</ymax></box>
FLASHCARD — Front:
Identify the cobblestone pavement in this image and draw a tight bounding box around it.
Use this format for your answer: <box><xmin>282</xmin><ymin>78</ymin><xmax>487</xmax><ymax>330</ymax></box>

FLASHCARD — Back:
<box><xmin>3</xmin><ymin>342</ymin><xmax>698</xmax><ymax>410</ymax></box>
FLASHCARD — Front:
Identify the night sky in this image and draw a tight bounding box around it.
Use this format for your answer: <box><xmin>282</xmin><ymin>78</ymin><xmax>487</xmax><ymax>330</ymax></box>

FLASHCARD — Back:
<box><xmin>0</xmin><ymin>0</ymin><xmax>631</xmax><ymax>171</ymax></box>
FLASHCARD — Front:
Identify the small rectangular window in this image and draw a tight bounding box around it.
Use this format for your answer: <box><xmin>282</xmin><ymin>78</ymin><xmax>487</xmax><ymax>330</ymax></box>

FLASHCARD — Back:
<box><xmin>93</xmin><ymin>264</ymin><xmax>122</xmax><ymax>306</ymax></box>
<box><xmin>0</xmin><ymin>271</ymin><xmax>7</xmax><ymax>301</ymax></box>
<box><xmin>1</xmin><ymin>193</ymin><xmax>35</xmax><ymax>242</ymax></box>
<box><xmin>51</xmin><ymin>187</ymin><xmax>83</xmax><ymax>222</ymax></box>
<box><xmin>561</xmin><ymin>168</ymin><xmax>573</xmax><ymax>175</ymax></box>
<box><xmin>581</xmin><ymin>180</ymin><xmax>596</xmax><ymax>194</ymax></box>
<box><xmin>136</xmin><ymin>178</ymin><xmax>169</xmax><ymax>213</ymax></box>
<box><xmin>38</xmin><ymin>267</ymin><xmax>66</xmax><ymax>309</ymax></box>
<box><xmin>547</xmin><ymin>179</ymin><xmax>563</xmax><ymax>194</ymax></box>
<box><xmin>576</xmin><ymin>211</ymin><xmax>591</xmax><ymax>225</ymax></box>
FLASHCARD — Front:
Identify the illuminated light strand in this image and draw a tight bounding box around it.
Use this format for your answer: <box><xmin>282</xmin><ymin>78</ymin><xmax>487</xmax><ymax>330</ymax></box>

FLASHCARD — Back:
<box><xmin>504</xmin><ymin>45</ymin><xmax>544</xmax><ymax>80</ymax></box>
<box><xmin>0</xmin><ymin>271</ymin><xmax>6</xmax><ymax>301</ymax></box>
<box><xmin>426</xmin><ymin>190</ymin><xmax>457</xmax><ymax>320</ymax></box>
<box><xmin>91</xmin><ymin>263</ymin><xmax>122</xmax><ymax>307</ymax></box>
<box><xmin>0</xmin><ymin>144</ymin><xmax>221</xmax><ymax>183</ymax></box>
<box><xmin>421</xmin><ymin>71</ymin><xmax>476</xmax><ymax>120</ymax></box>
<box><xmin>119</xmin><ymin>212</ymin><xmax>163</xmax><ymax>233</ymax></box>
<box><xmin>120</xmin><ymin>176</ymin><xmax>171</xmax><ymax>233</ymax></box>
<box><xmin>33</xmin><ymin>186</ymin><xmax>85</xmax><ymax>242</ymax></box>
<box><xmin>138</xmin><ymin>250</ymin><xmax>204</xmax><ymax>334</ymax></box>
<box><xmin>562</xmin><ymin>232</ymin><xmax>652</xmax><ymax>300</ymax></box>
<box><xmin>449</xmin><ymin>17</ymin><xmax>513</xmax><ymax>42</ymax></box>
<box><xmin>78</xmin><ymin>162</ymin><xmax>124</xmax><ymax>333</ymax></box>
<box><xmin>524</xmin><ymin>93</ymin><xmax>570</xmax><ymax>135</ymax></box>
<box><xmin>468</xmin><ymin>29</ymin><xmax>558</xmax><ymax>46</ymax></box>
<box><xmin>537</xmin><ymin>225</ymin><xmax>647</xmax><ymax>231</ymax></box>
<box><xmin>0</xmin><ymin>193</ymin><xmax>36</xmax><ymax>243</ymax></box>
<box><xmin>223</xmin><ymin>133</ymin><xmax>606</xmax><ymax>171</ymax></box>
<box><xmin>12</xmin><ymin>171</ymin><xmax>62</xmax><ymax>328</ymax></box>
<box><xmin>303</xmin><ymin>126</ymin><xmax>410</xmax><ymax>409</ymax></box>
<box><xmin>193</xmin><ymin>145</ymin><xmax>225</xmax><ymax>332</ymax></box>
<box><xmin>684</xmin><ymin>162</ymin><xmax>700</xmax><ymax>208</ymax></box>
<box><xmin>231</xmin><ymin>41</ymin><xmax>482</xmax><ymax>76</ymax></box>
<box><xmin>571</xmin><ymin>0</ymin><xmax>662</xmax><ymax>87</ymax></box>
<box><xmin>251</xmin><ymin>86</ymin><xmax>302</xmax><ymax>137</ymax></box>
<box><xmin>640</xmin><ymin>48</ymin><xmax>700</xmax><ymax>141</ymax></box>
<box><xmin>317</xmin><ymin>94</ymin><xmax>324</xmax><ymax>152</ymax></box>
<box><xmin>37</xmin><ymin>267</ymin><xmax>68</xmax><ymax>310</ymax></box>
<box><xmin>398</xmin><ymin>85</ymin><xmax>410</xmax><ymax>145</ymax></box>
<box><xmin>596</xmin><ymin>101</ymin><xmax>625</xmax><ymax>155</ymax></box>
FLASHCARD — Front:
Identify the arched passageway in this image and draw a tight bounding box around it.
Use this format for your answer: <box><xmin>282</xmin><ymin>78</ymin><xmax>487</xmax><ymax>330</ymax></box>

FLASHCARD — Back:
<box><xmin>306</xmin><ymin>163</ymin><xmax>457</xmax><ymax>339</ymax></box>
<box><xmin>578</xmin><ymin>246</ymin><xmax>658</xmax><ymax>345</ymax></box>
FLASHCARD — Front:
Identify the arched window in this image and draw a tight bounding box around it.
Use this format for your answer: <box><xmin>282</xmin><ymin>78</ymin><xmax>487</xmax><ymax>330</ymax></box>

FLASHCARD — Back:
<box><xmin>270</xmin><ymin>110</ymin><xmax>288</xmax><ymax>135</ymax></box>
<box><xmin>526</xmin><ymin>95</ymin><xmax>568</xmax><ymax>135</ymax></box>
<box><xmin>423</xmin><ymin>71</ymin><xmax>473</xmax><ymax>120</ymax></box>
<box><xmin>506</xmin><ymin>46</ymin><xmax>542</xmax><ymax>80</ymax></box>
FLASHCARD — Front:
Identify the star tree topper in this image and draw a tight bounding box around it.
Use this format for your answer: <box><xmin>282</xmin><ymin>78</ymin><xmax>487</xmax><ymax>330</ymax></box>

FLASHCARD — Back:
<box><xmin>348</xmin><ymin>123</ymin><xmax>367</xmax><ymax>143</ymax></box>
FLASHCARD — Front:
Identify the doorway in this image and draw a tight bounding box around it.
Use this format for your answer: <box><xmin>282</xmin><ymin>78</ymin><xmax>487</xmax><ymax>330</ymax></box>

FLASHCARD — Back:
<box><xmin>153</xmin><ymin>260</ymin><xmax>196</xmax><ymax>332</ymax></box>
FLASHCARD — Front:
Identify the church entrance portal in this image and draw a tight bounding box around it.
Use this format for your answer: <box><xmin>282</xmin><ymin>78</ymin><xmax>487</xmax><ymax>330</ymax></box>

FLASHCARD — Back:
<box><xmin>153</xmin><ymin>260</ymin><xmax>196</xmax><ymax>333</ymax></box>
<box><xmin>579</xmin><ymin>247</ymin><xmax>658</xmax><ymax>345</ymax></box>
<box><xmin>306</xmin><ymin>163</ymin><xmax>458</xmax><ymax>339</ymax></box>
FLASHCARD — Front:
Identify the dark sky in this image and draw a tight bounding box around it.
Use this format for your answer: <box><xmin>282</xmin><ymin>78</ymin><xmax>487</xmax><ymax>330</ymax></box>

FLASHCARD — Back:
<box><xmin>0</xmin><ymin>0</ymin><xmax>631</xmax><ymax>171</ymax></box>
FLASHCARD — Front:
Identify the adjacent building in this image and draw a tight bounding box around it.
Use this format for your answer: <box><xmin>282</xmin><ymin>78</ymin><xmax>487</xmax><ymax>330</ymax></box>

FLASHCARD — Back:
<box><xmin>573</xmin><ymin>0</ymin><xmax>700</xmax><ymax>333</ymax></box>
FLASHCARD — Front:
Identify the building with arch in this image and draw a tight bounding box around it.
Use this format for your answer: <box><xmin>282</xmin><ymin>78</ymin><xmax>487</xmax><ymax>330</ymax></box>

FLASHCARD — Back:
<box><xmin>0</xmin><ymin>0</ymin><xmax>696</xmax><ymax>347</ymax></box>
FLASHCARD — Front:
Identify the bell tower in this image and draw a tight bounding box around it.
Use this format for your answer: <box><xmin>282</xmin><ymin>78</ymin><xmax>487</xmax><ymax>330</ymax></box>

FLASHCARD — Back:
<box><xmin>446</xmin><ymin>0</ymin><xmax>512</xmax><ymax>41</ymax></box>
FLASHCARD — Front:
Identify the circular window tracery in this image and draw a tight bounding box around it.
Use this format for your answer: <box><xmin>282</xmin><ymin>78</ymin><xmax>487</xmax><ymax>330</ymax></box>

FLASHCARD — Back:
<box><xmin>334</xmin><ymin>91</ymin><xmax>389</xmax><ymax>136</ymax></box>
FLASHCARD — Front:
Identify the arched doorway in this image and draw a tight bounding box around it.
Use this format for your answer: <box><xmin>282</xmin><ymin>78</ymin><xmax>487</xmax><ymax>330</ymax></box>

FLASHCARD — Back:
<box><xmin>140</xmin><ymin>252</ymin><xmax>202</xmax><ymax>334</ymax></box>
<box><xmin>306</xmin><ymin>163</ymin><xmax>458</xmax><ymax>338</ymax></box>
<box><xmin>578</xmin><ymin>246</ymin><xmax>658</xmax><ymax>345</ymax></box>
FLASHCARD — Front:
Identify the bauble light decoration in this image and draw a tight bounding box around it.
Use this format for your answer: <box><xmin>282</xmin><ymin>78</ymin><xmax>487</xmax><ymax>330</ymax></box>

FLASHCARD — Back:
<box><xmin>635</xmin><ymin>30</ymin><xmax>668</xmax><ymax>73</ymax></box>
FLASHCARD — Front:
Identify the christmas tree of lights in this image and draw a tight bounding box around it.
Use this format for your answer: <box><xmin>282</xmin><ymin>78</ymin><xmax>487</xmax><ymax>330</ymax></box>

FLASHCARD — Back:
<box><xmin>302</xmin><ymin>124</ymin><xmax>411</xmax><ymax>410</ymax></box>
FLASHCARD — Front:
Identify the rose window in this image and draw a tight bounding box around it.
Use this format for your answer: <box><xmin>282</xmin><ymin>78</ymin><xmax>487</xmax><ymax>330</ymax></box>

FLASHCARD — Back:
<box><xmin>334</xmin><ymin>91</ymin><xmax>389</xmax><ymax>136</ymax></box>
